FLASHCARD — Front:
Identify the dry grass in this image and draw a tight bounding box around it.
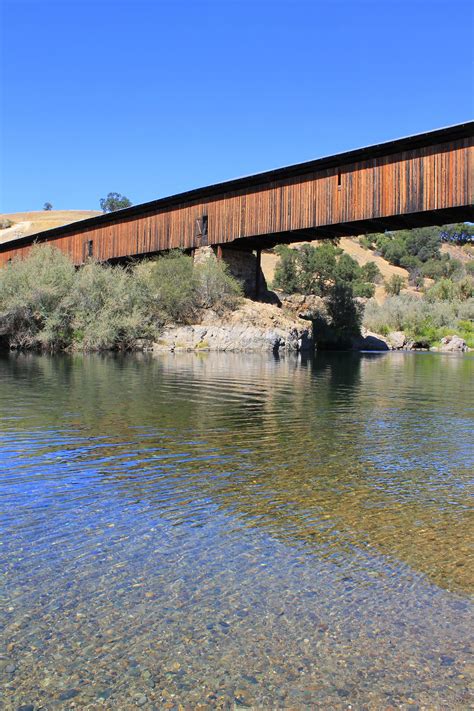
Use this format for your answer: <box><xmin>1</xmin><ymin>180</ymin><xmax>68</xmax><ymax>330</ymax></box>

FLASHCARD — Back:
<box><xmin>0</xmin><ymin>210</ymin><xmax>101</xmax><ymax>245</ymax></box>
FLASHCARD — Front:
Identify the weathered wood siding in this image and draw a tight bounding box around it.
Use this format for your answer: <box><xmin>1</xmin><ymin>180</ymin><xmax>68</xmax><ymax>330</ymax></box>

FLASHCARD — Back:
<box><xmin>1</xmin><ymin>134</ymin><xmax>472</xmax><ymax>267</ymax></box>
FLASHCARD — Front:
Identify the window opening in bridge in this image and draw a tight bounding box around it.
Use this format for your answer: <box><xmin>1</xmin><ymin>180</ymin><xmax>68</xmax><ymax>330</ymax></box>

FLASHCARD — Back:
<box><xmin>337</xmin><ymin>169</ymin><xmax>342</xmax><ymax>189</ymax></box>
<box><xmin>195</xmin><ymin>214</ymin><xmax>208</xmax><ymax>246</ymax></box>
<box><xmin>84</xmin><ymin>239</ymin><xmax>94</xmax><ymax>260</ymax></box>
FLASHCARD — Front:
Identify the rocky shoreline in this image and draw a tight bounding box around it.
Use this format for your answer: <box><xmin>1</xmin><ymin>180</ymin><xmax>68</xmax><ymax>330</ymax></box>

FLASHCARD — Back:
<box><xmin>353</xmin><ymin>330</ymin><xmax>469</xmax><ymax>353</ymax></box>
<box><xmin>153</xmin><ymin>299</ymin><xmax>312</xmax><ymax>353</ymax></box>
<box><xmin>145</xmin><ymin>297</ymin><xmax>470</xmax><ymax>355</ymax></box>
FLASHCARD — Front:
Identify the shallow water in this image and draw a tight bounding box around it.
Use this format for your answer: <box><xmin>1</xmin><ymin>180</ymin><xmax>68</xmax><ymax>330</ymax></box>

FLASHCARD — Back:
<box><xmin>0</xmin><ymin>351</ymin><xmax>473</xmax><ymax>710</ymax></box>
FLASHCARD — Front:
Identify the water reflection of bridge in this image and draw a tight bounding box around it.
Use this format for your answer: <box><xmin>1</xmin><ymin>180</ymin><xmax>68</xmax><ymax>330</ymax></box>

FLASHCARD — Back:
<box><xmin>1</xmin><ymin>351</ymin><xmax>472</xmax><ymax>593</ymax></box>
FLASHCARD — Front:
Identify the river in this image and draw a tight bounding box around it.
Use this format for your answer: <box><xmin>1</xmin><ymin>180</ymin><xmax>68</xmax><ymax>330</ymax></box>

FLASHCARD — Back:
<box><xmin>1</xmin><ymin>351</ymin><xmax>472</xmax><ymax>709</ymax></box>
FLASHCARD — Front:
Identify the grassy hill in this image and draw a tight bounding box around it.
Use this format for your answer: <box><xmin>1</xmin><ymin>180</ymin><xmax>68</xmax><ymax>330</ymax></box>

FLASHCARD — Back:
<box><xmin>0</xmin><ymin>210</ymin><xmax>101</xmax><ymax>245</ymax></box>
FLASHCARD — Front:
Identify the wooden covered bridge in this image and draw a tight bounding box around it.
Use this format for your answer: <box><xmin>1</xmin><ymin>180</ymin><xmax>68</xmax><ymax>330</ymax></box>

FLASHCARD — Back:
<box><xmin>1</xmin><ymin>121</ymin><xmax>472</xmax><ymax>293</ymax></box>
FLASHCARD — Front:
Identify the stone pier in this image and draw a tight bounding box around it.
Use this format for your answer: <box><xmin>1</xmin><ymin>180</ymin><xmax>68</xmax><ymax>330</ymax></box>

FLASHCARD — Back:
<box><xmin>193</xmin><ymin>245</ymin><xmax>268</xmax><ymax>299</ymax></box>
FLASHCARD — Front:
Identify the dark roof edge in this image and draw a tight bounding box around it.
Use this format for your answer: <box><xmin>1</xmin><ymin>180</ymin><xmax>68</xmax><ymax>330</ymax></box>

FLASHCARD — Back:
<box><xmin>2</xmin><ymin>120</ymin><xmax>473</xmax><ymax>252</ymax></box>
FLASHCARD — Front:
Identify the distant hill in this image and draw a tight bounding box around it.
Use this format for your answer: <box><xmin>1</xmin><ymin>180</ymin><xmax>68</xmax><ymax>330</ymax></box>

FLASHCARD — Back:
<box><xmin>0</xmin><ymin>210</ymin><xmax>101</xmax><ymax>245</ymax></box>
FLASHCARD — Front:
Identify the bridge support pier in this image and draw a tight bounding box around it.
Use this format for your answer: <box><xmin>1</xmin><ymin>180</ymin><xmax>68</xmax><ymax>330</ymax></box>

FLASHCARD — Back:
<box><xmin>193</xmin><ymin>245</ymin><xmax>267</xmax><ymax>299</ymax></box>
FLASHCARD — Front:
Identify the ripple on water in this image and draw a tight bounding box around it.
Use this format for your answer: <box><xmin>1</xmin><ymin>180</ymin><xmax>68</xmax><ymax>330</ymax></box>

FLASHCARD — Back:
<box><xmin>0</xmin><ymin>351</ymin><xmax>473</xmax><ymax>709</ymax></box>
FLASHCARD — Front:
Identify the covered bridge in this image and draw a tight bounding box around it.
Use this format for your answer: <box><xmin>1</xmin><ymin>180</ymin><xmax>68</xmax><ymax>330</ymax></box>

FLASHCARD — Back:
<box><xmin>0</xmin><ymin>121</ymin><xmax>472</xmax><ymax>293</ymax></box>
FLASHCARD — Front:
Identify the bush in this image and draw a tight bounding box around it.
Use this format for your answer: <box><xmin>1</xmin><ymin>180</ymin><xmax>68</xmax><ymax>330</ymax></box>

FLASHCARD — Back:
<box><xmin>384</xmin><ymin>274</ymin><xmax>405</xmax><ymax>295</ymax></box>
<box><xmin>135</xmin><ymin>251</ymin><xmax>242</xmax><ymax>323</ymax></box>
<box><xmin>67</xmin><ymin>262</ymin><xmax>152</xmax><ymax>351</ymax></box>
<box><xmin>135</xmin><ymin>251</ymin><xmax>198</xmax><ymax>324</ymax></box>
<box><xmin>0</xmin><ymin>246</ymin><xmax>242</xmax><ymax>351</ymax></box>
<box><xmin>359</xmin><ymin>261</ymin><xmax>381</xmax><ymax>283</ymax></box>
<box><xmin>363</xmin><ymin>293</ymin><xmax>474</xmax><ymax>347</ymax></box>
<box><xmin>194</xmin><ymin>257</ymin><xmax>242</xmax><ymax>312</ymax></box>
<box><xmin>359</xmin><ymin>235</ymin><xmax>374</xmax><ymax>250</ymax></box>
<box><xmin>353</xmin><ymin>281</ymin><xmax>376</xmax><ymax>298</ymax></box>
<box><xmin>423</xmin><ymin>278</ymin><xmax>472</xmax><ymax>302</ymax></box>
<box><xmin>0</xmin><ymin>245</ymin><xmax>75</xmax><ymax>349</ymax></box>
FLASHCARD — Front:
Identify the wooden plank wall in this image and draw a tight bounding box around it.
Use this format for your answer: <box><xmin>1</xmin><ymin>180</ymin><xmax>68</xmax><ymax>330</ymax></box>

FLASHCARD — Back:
<box><xmin>0</xmin><ymin>137</ymin><xmax>472</xmax><ymax>267</ymax></box>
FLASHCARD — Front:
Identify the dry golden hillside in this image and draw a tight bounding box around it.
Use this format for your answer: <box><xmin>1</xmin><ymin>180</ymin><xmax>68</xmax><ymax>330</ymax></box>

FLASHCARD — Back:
<box><xmin>0</xmin><ymin>210</ymin><xmax>101</xmax><ymax>245</ymax></box>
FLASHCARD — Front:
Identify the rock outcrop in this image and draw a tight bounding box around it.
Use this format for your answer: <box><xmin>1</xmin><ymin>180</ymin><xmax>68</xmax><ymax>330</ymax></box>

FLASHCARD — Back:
<box><xmin>439</xmin><ymin>335</ymin><xmax>468</xmax><ymax>353</ymax></box>
<box><xmin>280</xmin><ymin>294</ymin><xmax>327</xmax><ymax>319</ymax></box>
<box><xmin>352</xmin><ymin>329</ymin><xmax>390</xmax><ymax>351</ymax></box>
<box><xmin>153</xmin><ymin>299</ymin><xmax>312</xmax><ymax>353</ymax></box>
<box><xmin>386</xmin><ymin>331</ymin><xmax>407</xmax><ymax>349</ymax></box>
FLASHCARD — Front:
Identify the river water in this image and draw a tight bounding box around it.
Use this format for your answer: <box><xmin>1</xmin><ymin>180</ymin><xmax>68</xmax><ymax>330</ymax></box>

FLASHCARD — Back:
<box><xmin>0</xmin><ymin>351</ymin><xmax>473</xmax><ymax>710</ymax></box>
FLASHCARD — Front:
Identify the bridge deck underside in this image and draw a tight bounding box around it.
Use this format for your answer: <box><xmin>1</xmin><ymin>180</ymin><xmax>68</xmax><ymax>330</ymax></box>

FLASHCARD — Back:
<box><xmin>206</xmin><ymin>205</ymin><xmax>474</xmax><ymax>252</ymax></box>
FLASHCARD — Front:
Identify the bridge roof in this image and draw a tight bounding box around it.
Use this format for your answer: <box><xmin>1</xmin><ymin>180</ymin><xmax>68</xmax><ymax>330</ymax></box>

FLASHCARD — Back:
<box><xmin>3</xmin><ymin>120</ymin><xmax>473</xmax><ymax>250</ymax></box>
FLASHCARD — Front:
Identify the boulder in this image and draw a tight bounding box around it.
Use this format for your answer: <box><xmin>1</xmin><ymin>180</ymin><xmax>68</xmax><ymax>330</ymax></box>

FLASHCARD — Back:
<box><xmin>352</xmin><ymin>329</ymin><xmax>390</xmax><ymax>351</ymax></box>
<box><xmin>439</xmin><ymin>335</ymin><xmax>468</xmax><ymax>353</ymax></box>
<box><xmin>387</xmin><ymin>331</ymin><xmax>406</xmax><ymax>349</ymax></box>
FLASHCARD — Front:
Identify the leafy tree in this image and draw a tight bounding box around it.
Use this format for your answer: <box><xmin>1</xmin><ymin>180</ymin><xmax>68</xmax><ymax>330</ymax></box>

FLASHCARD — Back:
<box><xmin>404</xmin><ymin>227</ymin><xmax>441</xmax><ymax>262</ymax></box>
<box><xmin>43</xmin><ymin>202</ymin><xmax>53</xmax><ymax>211</ymax></box>
<box><xmin>440</xmin><ymin>223</ymin><xmax>474</xmax><ymax>245</ymax></box>
<box><xmin>353</xmin><ymin>281</ymin><xmax>375</xmax><ymax>298</ymax></box>
<box><xmin>273</xmin><ymin>246</ymin><xmax>300</xmax><ymax>293</ymax></box>
<box><xmin>273</xmin><ymin>242</ymin><xmax>376</xmax><ymax>297</ymax></box>
<box><xmin>313</xmin><ymin>282</ymin><xmax>362</xmax><ymax>349</ymax></box>
<box><xmin>359</xmin><ymin>261</ymin><xmax>381</xmax><ymax>283</ymax></box>
<box><xmin>298</xmin><ymin>243</ymin><xmax>339</xmax><ymax>295</ymax></box>
<box><xmin>335</xmin><ymin>253</ymin><xmax>359</xmax><ymax>283</ymax></box>
<box><xmin>383</xmin><ymin>239</ymin><xmax>406</xmax><ymax>266</ymax></box>
<box><xmin>100</xmin><ymin>192</ymin><xmax>132</xmax><ymax>213</ymax></box>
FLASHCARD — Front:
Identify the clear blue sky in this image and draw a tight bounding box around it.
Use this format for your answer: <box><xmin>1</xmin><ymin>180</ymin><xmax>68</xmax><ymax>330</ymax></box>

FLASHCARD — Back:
<box><xmin>1</xmin><ymin>0</ymin><xmax>473</xmax><ymax>213</ymax></box>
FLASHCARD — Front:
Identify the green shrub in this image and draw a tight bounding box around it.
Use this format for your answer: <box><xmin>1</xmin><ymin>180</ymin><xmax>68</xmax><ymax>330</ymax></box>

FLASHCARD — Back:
<box><xmin>135</xmin><ymin>251</ymin><xmax>198</xmax><ymax>324</ymax></box>
<box><xmin>135</xmin><ymin>251</ymin><xmax>242</xmax><ymax>322</ymax></box>
<box><xmin>359</xmin><ymin>261</ymin><xmax>381</xmax><ymax>283</ymax></box>
<box><xmin>384</xmin><ymin>274</ymin><xmax>405</xmax><ymax>296</ymax></box>
<box><xmin>194</xmin><ymin>257</ymin><xmax>242</xmax><ymax>312</ymax></box>
<box><xmin>363</xmin><ymin>293</ymin><xmax>474</xmax><ymax>347</ymax></box>
<box><xmin>0</xmin><ymin>245</ymin><xmax>75</xmax><ymax>349</ymax></box>
<box><xmin>67</xmin><ymin>262</ymin><xmax>152</xmax><ymax>351</ymax></box>
<box><xmin>0</xmin><ymin>246</ymin><xmax>242</xmax><ymax>351</ymax></box>
<box><xmin>359</xmin><ymin>235</ymin><xmax>374</xmax><ymax>250</ymax></box>
<box><xmin>353</xmin><ymin>281</ymin><xmax>375</xmax><ymax>298</ymax></box>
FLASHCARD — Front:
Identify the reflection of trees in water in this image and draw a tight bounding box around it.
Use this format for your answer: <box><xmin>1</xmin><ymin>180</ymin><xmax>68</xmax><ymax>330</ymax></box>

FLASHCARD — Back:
<box><xmin>1</xmin><ymin>351</ymin><xmax>472</xmax><ymax>593</ymax></box>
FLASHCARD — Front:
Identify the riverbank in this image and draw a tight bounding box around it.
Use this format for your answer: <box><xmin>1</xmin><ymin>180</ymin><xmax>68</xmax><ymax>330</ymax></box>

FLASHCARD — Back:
<box><xmin>0</xmin><ymin>244</ymin><xmax>471</xmax><ymax>355</ymax></box>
